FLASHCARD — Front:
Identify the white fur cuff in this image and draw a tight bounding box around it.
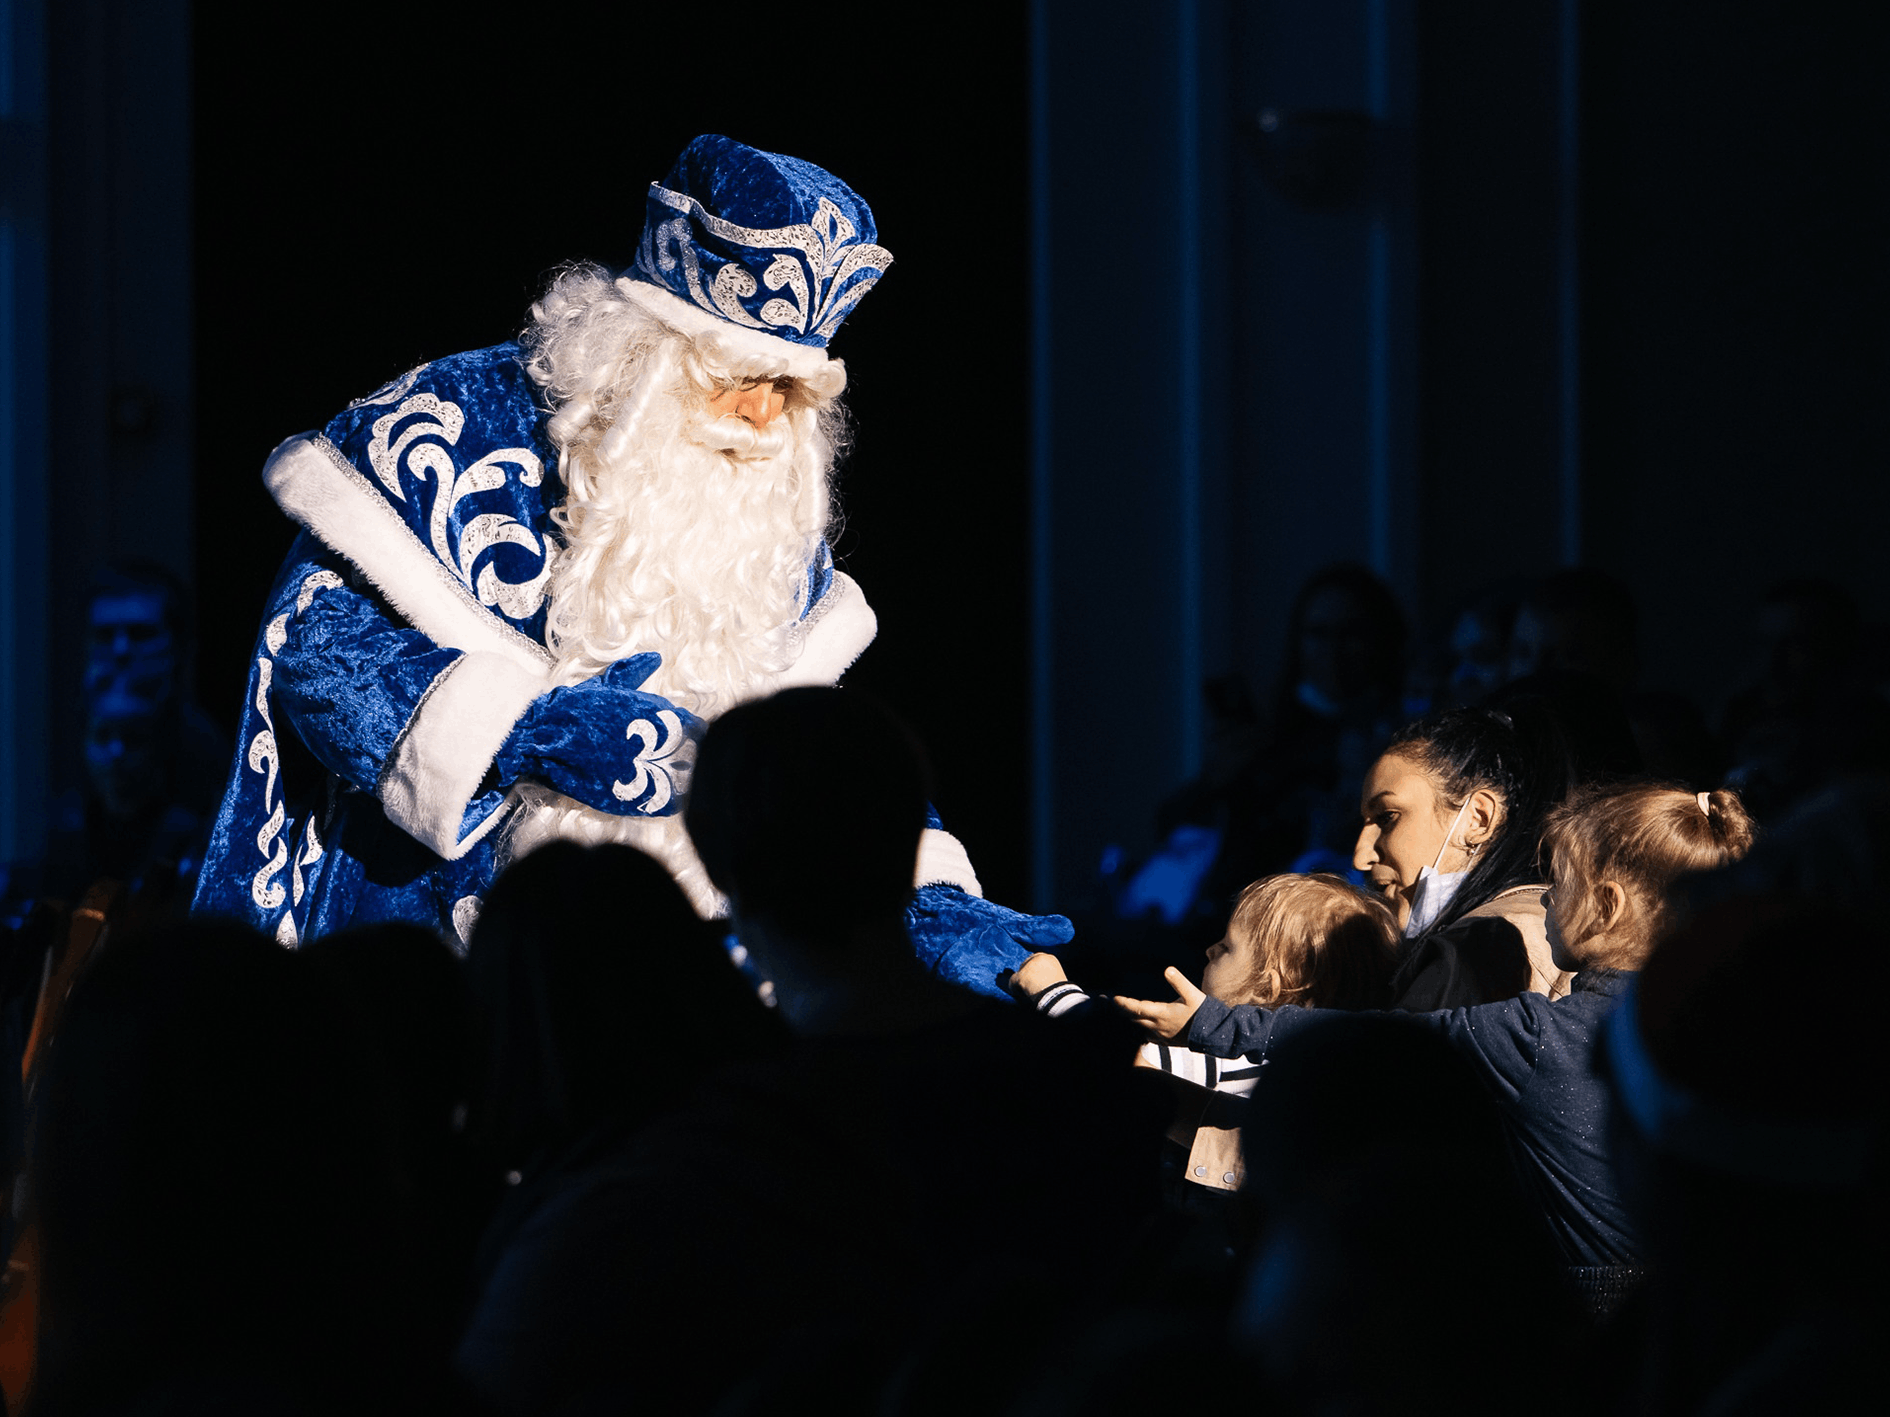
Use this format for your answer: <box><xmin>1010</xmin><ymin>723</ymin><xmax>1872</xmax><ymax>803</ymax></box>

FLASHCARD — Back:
<box><xmin>380</xmin><ymin>652</ymin><xmax>550</xmax><ymax>860</ymax></box>
<box><xmin>776</xmin><ymin>572</ymin><xmax>877</xmax><ymax>689</ymax></box>
<box><xmin>915</xmin><ymin>827</ymin><xmax>983</xmax><ymax>898</ymax></box>
<box><xmin>263</xmin><ymin>434</ymin><xmax>553</xmax><ymax>675</ymax></box>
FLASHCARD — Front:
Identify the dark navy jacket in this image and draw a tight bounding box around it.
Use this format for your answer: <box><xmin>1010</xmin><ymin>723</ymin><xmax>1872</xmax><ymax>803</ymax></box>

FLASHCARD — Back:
<box><xmin>1185</xmin><ymin>970</ymin><xmax>1639</xmax><ymax>1266</ymax></box>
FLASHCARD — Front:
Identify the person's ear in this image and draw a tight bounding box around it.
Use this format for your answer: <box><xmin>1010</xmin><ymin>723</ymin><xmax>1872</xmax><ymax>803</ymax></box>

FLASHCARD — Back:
<box><xmin>1596</xmin><ymin>880</ymin><xmax>1629</xmax><ymax>929</ymax></box>
<box><xmin>1466</xmin><ymin>788</ymin><xmax>1504</xmax><ymax>848</ymax></box>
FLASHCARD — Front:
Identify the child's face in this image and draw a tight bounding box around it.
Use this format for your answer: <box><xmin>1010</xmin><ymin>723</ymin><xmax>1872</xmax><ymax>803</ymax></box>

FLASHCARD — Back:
<box><xmin>1542</xmin><ymin>868</ymin><xmax>1582</xmax><ymax>973</ymax></box>
<box><xmin>1202</xmin><ymin>919</ymin><xmax>1258</xmax><ymax>1000</ymax></box>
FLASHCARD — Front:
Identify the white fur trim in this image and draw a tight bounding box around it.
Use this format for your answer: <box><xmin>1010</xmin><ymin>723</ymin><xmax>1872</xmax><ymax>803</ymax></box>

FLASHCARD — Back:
<box><xmin>914</xmin><ymin>827</ymin><xmax>984</xmax><ymax>897</ymax></box>
<box><xmin>776</xmin><ymin>573</ymin><xmax>877</xmax><ymax>689</ymax></box>
<box><xmin>263</xmin><ymin>435</ymin><xmax>553</xmax><ymax>674</ymax></box>
<box><xmin>379</xmin><ymin>651</ymin><xmax>550</xmax><ymax>860</ymax></box>
<box><xmin>616</xmin><ymin>277</ymin><xmax>839</xmax><ymax>382</ymax></box>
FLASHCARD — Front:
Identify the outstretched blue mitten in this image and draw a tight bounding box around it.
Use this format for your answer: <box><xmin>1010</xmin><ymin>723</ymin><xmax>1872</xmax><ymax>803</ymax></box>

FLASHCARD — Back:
<box><xmin>906</xmin><ymin>882</ymin><xmax>1075</xmax><ymax>1001</ymax></box>
<box><xmin>494</xmin><ymin>654</ymin><xmax>701</xmax><ymax>816</ymax></box>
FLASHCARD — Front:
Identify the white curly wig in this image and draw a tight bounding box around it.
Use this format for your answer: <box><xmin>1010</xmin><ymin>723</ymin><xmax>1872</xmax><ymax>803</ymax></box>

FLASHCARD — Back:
<box><xmin>500</xmin><ymin>263</ymin><xmax>851</xmax><ymax>911</ymax></box>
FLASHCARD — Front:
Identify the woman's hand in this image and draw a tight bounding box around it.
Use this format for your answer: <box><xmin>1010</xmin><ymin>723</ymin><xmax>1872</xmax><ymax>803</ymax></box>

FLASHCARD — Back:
<box><xmin>1009</xmin><ymin>952</ymin><xmax>1068</xmax><ymax>1000</ymax></box>
<box><xmin>1112</xmin><ymin>967</ymin><xmax>1207</xmax><ymax>1039</ymax></box>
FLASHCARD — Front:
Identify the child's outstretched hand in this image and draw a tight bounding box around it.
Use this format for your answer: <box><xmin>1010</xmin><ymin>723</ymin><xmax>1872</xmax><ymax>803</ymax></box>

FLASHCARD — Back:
<box><xmin>1113</xmin><ymin>967</ymin><xmax>1207</xmax><ymax>1039</ymax></box>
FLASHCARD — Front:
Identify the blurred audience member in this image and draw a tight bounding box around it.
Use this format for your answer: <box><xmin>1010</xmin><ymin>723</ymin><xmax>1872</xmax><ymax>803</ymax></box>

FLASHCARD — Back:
<box><xmin>1683</xmin><ymin>772</ymin><xmax>1890</xmax><ymax>911</ymax></box>
<box><xmin>32</xmin><ymin>920</ymin><xmax>436</xmax><ymax>1415</ymax></box>
<box><xmin>460</xmin><ymin>689</ymin><xmax>1161</xmax><ymax>1415</ymax></box>
<box><xmin>301</xmin><ymin>923</ymin><xmax>490</xmax><ymax>1367</ymax></box>
<box><xmin>1605</xmin><ymin>894</ymin><xmax>1887</xmax><ymax>1413</ymax></box>
<box><xmin>1490</xmin><ymin>670</ymin><xmax>1643</xmax><ymax>785</ymax></box>
<box><xmin>1508</xmin><ymin>566</ymin><xmax>1641</xmax><ymax>694</ymax></box>
<box><xmin>39</xmin><ymin>563</ymin><xmax>225</xmax><ymax>908</ymax></box>
<box><xmin>1504</xmin><ymin>567</ymin><xmax>1734</xmax><ymax>791</ymax></box>
<box><xmin>1228</xmin><ymin>1016</ymin><xmax>1584</xmax><ymax>1415</ymax></box>
<box><xmin>1721</xmin><ymin>577</ymin><xmax>1890</xmax><ymax>821</ymax></box>
<box><xmin>1353</xmin><ymin>703</ymin><xmax>1574</xmax><ymax>1008</ymax></box>
<box><xmin>1435</xmin><ymin>578</ymin><xmax>1524</xmax><ymax>709</ymax></box>
<box><xmin>455</xmin><ymin>842</ymin><xmax>783</xmax><ymax>1416</ymax></box>
<box><xmin>1099</xmin><ymin>565</ymin><xmax>1408</xmax><ymax>987</ymax></box>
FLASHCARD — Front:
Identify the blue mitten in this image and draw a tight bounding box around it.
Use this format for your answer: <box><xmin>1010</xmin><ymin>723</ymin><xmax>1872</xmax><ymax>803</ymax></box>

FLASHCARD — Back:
<box><xmin>905</xmin><ymin>882</ymin><xmax>1075</xmax><ymax>1001</ymax></box>
<box><xmin>494</xmin><ymin>654</ymin><xmax>701</xmax><ymax>816</ymax></box>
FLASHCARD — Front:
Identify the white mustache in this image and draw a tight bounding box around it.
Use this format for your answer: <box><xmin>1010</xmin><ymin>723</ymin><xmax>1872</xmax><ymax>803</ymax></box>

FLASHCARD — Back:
<box><xmin>694</xmin><ymin>414</ymin><xmax>791</xmax><ymax>460</ymax></box>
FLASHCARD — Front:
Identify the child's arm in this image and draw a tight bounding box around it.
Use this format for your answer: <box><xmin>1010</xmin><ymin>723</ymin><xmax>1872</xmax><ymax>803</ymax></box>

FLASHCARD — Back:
<box><xmin>1116</xmin><ymin>968</ymin><xmax>1278</xmax><ymax>1059</ymax></box>
<box><xmin>1008</xmin><ymin>952</ymin><xmax>1092</xmax><ymax>1017</ymax></box>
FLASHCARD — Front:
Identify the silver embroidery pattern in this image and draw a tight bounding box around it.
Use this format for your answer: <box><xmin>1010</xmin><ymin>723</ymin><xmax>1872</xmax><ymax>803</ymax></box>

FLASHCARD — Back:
<box><xmin>248</xmin><ymin>657</ymin><xmax>287</xmax><ymax>912</ymax></box>
<box><xmin>611</xmin><ymin>710</ymin><xmax>693</xmax><ymax>815</ymax></box>
<box><xmin>347</xmin><ymin>365</ymin><xmax>425</xmax><ymax>411</ymax></box>
<box><xmin>368</xmin><ymin>395</ymin><xmax>466</xmax><ymax>497</ymax></box>
<box><xmin>267</xmin><ymin>570</ymin><xmax>346</xmax><ymax>654</ymax></box>
<box><xmin>291</xmin><ymin>814</ymin><xmax>323</xmax><ymax>908</ymax></box>
<box><xmin>646</xmin><ymin>216</ymin><xmax>765</xmax><ymax>330</ymax></box>
<box><xmin>248</xmin><ymin>570</ymin><xmax>346</xmax><ymax>926</ymax></box>
<box><xmin>308</xmin><ymin>435</ymin><xmax>555</xmax><ymax>668</ymax></box>
<box><xmin>639</xmin><ymin>186</ymin><xmax>892</xmax><ymax>343</ymax></box>
<box><xmin>297</xmin><ymin>570</ymin><xmax>344</xmax><ymax>613</ymax></box>
<box><xmin>361</xmin><ymin>395</ymin><xmax>552</xmax><ymax>621</ymax></box>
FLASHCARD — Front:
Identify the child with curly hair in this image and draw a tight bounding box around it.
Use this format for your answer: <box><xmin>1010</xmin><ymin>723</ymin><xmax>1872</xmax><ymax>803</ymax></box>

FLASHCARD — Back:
<box><xmin>1013</xmin><ymin>872</ymin><xmax>1398</xmax><ymax>1193</ymax></box>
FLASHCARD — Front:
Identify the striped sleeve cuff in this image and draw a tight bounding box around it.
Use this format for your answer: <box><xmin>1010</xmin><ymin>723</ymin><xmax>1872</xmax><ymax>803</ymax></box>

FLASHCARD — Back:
<box><xmin>1033</xmin><ymin>982</ymin><xmax>1091</xmax><ymax>1018</ymax></box>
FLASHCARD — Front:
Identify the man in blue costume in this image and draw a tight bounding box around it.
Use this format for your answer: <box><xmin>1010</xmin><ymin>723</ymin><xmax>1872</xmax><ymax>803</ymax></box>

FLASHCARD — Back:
<box><xmin>193</xmin><ymin>134</ymin><xmax>1065</xmax><ymax>994</ymax></box>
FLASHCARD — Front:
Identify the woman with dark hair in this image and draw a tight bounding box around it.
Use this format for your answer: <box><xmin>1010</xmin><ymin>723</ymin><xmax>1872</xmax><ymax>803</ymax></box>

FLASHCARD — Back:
<box><xmin>1352</xmin><ymin>702</ymin><xmax>1574</xmax><ymax>1009</ymax></box>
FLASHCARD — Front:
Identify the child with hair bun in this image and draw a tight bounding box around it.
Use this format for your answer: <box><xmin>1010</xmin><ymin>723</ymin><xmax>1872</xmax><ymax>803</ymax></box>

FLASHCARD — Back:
<box><xmin>1119</xmin><ymin>785</ymin><xmax>1755</xmax><ymax>1309</ymax></box>
<box><xmin>1539</xmin><ymin>785</ymin><xmax>1756</xmax><ymax>974</ymax></box>
<box><xmin>1012</xmin><ymin>873</ymin><xmax>1398</xmax><ymax>1194</ymax></box>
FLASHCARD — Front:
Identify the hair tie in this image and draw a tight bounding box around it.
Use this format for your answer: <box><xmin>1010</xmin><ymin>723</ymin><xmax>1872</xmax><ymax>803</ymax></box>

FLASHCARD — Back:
<box><xmin>1697</xmin><ymin>791</ymin><xmax>1712</xmax><ymax>816</ymax></box>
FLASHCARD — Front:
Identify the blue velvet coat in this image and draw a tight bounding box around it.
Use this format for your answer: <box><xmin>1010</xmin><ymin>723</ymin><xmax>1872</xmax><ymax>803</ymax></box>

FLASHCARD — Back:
<box><xmin>192</xmin><ymin>344</ymin><xmax>1056</xmax><ymax>993</ymax></box>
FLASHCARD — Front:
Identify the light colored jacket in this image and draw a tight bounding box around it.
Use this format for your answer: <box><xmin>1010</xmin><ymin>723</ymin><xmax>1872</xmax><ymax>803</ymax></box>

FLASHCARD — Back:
<box><xmin>1459</xmin><ymin>884</ymin><xmax>1572</xmax><ymax>1000</ymax></box>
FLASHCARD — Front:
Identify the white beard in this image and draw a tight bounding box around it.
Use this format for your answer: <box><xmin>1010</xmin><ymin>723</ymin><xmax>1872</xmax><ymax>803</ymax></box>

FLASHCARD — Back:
<box><xmin>498</xmin><ymin>375</ymin><xmax>833</xmax><ymax>916</ymax></box>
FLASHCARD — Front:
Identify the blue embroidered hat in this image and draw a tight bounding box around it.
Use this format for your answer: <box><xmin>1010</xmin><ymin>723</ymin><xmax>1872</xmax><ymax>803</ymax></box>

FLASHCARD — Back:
<box><xmin>620</xmin><ymin>134</ymin><xmax>891</xmax><ymax>378</ymax></box>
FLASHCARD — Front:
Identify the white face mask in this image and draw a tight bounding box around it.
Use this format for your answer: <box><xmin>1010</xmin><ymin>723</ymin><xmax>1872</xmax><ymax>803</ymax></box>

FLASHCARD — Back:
<box><xmin>1402</xmin><ymin>795</ymin><xmax>1476</xmax><ymax>939</ymax></box>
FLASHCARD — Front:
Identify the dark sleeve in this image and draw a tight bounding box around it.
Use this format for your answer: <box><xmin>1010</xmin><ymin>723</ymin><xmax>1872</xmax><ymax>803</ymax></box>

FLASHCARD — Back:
<box><xmin>1184</xmin><ymin>996</ymin><xmax>1276</xmax><ymax>1058</ymax></box>
<box><xmin>1187</xmin><ymin>992</ymin><xmax>1545</xmax><ymax>1102</ymax></box>
<box><xmin>1388</xmin><ymin>915</ymin><xmax>1533</xmax><ymax>1011</ymax></box>
<box><xmin>1402</xmin><ymin>997</ymin><xmax>1545</xmax><ymax>1102</ymax></box>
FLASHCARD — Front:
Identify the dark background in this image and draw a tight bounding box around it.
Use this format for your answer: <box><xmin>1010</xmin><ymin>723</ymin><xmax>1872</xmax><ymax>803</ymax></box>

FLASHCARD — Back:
<box><xmin>5</xmin><ymin>0</ymin><xmax>1885</xmax><ymax>909</ymax></box>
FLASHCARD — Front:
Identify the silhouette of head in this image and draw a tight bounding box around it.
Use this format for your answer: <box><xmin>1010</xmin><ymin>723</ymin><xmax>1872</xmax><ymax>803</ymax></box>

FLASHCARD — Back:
<box><xmin>686</xmin><ymin>687</ymin><xmax>930</xmax><ymax>937</ymax></box>
<box><xmin>1285</xmin><ymin>563</ymin><xmax>1407</xmax><ymax>715</ymax></box>
<box><xmin>1508</xmin><ymin>567</ymin><xmax>1640</xmax><ymax>693</ymax></box>
<box><xmin>468</xmin><ymin>841</ymin><xmax>778</xmax><ymax>1161</ymax></box>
